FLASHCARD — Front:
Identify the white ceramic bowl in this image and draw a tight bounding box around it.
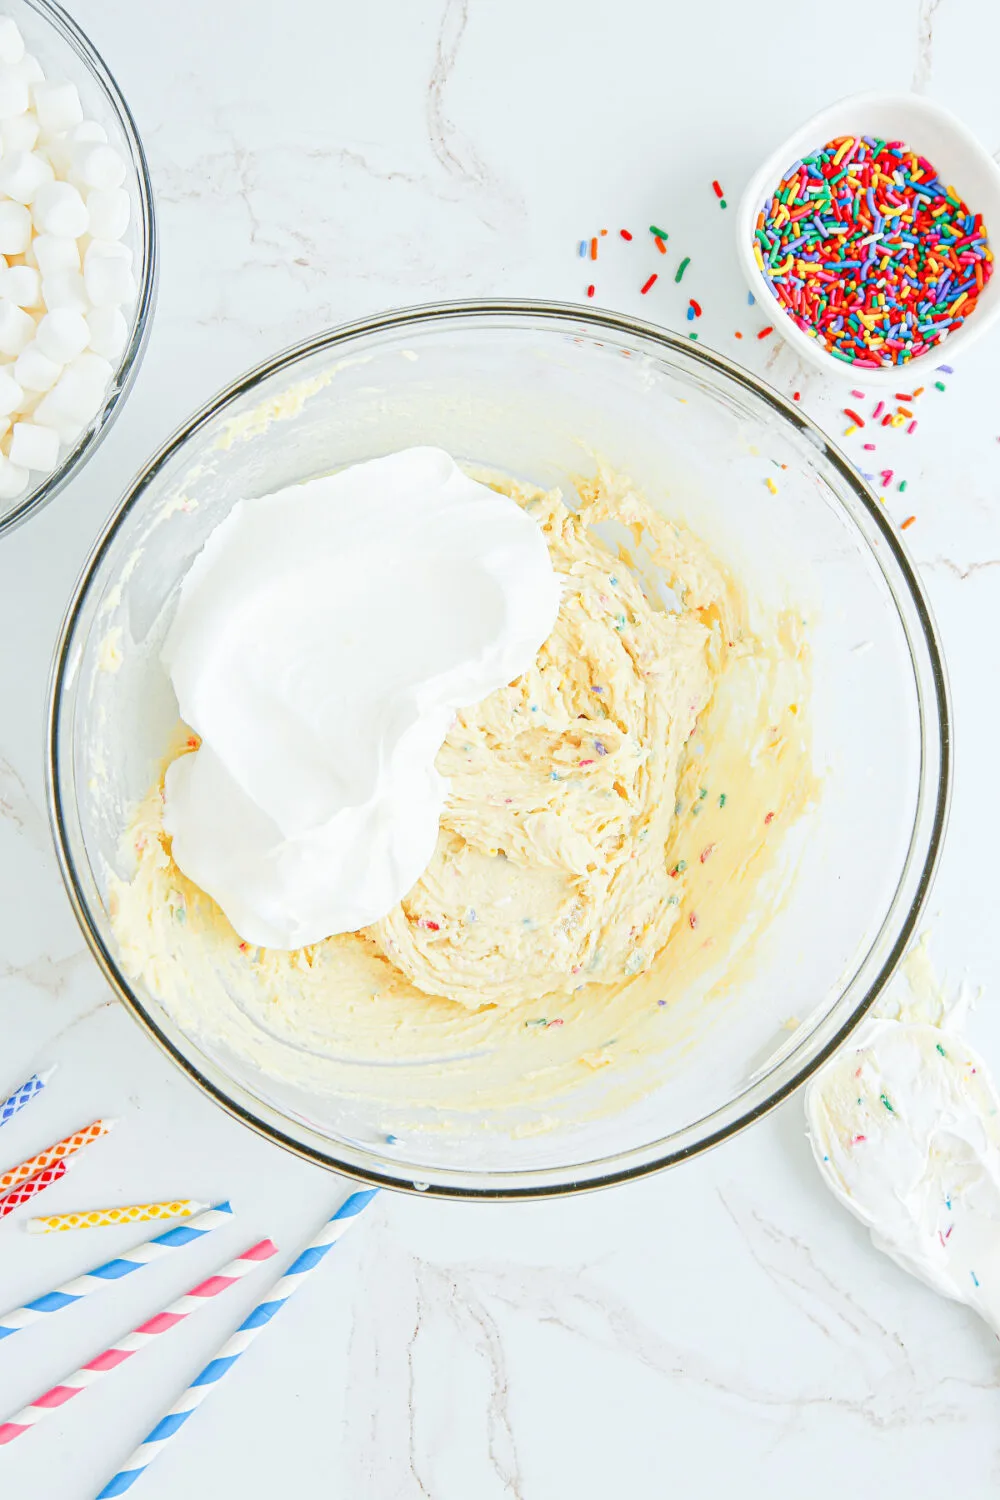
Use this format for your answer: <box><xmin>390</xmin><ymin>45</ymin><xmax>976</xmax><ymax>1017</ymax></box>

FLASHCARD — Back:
<box><xmin>736</xmin><ymin>92</ymin><xmax>1000</xmax><ymax>385</ymax></box>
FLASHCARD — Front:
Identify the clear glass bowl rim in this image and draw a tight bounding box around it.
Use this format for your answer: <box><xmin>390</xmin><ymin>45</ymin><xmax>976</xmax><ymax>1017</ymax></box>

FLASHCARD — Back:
<box><xmin>0</xmin><ymin>0</ymin><xmax>158</xmax><ymax>539</ymax></box>
<box><xmin>46</xmin><ymin>297</ymin><xmax>952</xmax><ymax>1199</ymax></box>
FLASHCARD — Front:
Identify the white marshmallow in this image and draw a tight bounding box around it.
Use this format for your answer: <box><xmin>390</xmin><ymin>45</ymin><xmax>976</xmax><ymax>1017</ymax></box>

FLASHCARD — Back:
<box><xmin>41</xmin><ymin>269</ymin><xmax>88</xmax><ymax>312</ymax></box>
<box><xmin>0</xmin><ymin>366</ymin><xmax>23</xmax><ymax>413</ymax></box>
<box><xmin>48</xmin><ymin>352</ymin><xmax>112</xmax><ymax>422</ymax></box>
<box><xmin>9</xmin><ymin>418</ymin><xmax>59</xmax><ymax>471</ymax></box>
<box><xmin>1</xmin><ymin>113</ymin><xmax>37</xmax><ymax>153</ymax></box>
<box><xmin>0</xmin><ymin>201</ymin><xmax>30</xmax><ymax>253</ymax></box>
<box><xmin>86</xmin><ymin>304</ymin><xmax>128</xmax><ymax>361</ymax></box>
<box><xmin>73</xmin><ymin>120</ymin><xmax>108</xmax><ymax>144</ymax></box>
<box><xmin>15</xmin><ymin>340</ymin><xmax>61</xmax><ymax>391</ymax></box>
<box><xmin>31</xmin><ymin>80</ymin><xmax>83</xmax><ymax>137</ymax></box>
<box><xmin>32</xmin><ymin>180</ymin><xmax>88</xmax><ymax>237</ymax></box>
<box><xmin>85</xmin><ymin>186</ymin><xmax>129</xmax><ymax>241</ymax></box>
<box><xmin>36</xmin><ymin>308</ymin><xmax>89</xmax><ymax>362</ymax></box>
<box><xmin>71</xmin><ymin>140</ymin><xmax>126</xmax><ymax>190</ymax></box>
<box><xmin>32</xmin><ymin>233</ymin><xmax>79</xmax><ymax>276</ymax></box>
<box><xmin>0</xmin><ymin>149</ymin><xmax>53</xmax><ymax>203</ymax></box>
<box><xmin>0</xmin><ymin>453</ymin><xmax>28</xmax><ymax>498</ymax></box>
<box><xmin>0</xmin><ymin>297</ymin><xmax>35</xmax><ymax>354</ymax></box>
<box><xmin>83</xmin><ymin>240</ymin><xmax>134</xmax><ymax>306</ymax></box>
<box><xmin>13</xmin><ymin>54</ymin><xmax>43</xmax><ymax>86</ymax></box>
<box><xmin>1</xmin><ymin>263</ymin><xmax>40</xmax><ymax>306</ymax></box>
<box><xmin>0</xmin><ymin>63</ymin><xmax>28</xmax><ymax>119</ymax></box>
<box><xmin>0</xmin><ymin>19</ymin><xmax>25</xmax><ymax>66</ymax></box>
<box><xmin>40</xmin><ymin>131</ymin><xmax>72</xmax><ymax>175</ymax></box>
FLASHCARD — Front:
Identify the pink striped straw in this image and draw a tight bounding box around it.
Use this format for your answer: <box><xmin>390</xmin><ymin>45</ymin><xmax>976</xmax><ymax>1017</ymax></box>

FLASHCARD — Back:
<box><xmin>0</xmin><ymin>1237</ymin><xmax>277</xmax><ymax>1445</ymax></box>
<box><xmin>0</xmin><ymin>1158</ymin><xmax>70</xmax><ymax>1220</ymax></box>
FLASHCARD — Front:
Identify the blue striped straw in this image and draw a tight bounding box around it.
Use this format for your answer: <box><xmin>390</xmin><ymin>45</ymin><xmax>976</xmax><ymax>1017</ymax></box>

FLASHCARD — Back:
<box><xmin>0</xmin><ymin>1067</ymin><xmax>54</xmax><ymax>1128</ymax></box>
<box><xmin>0</xmin><ymin>1203</ymin><xmax>234</xmax><ymax>1339</ymax></box>
<box><xmin>96</xmin><ymin>1190</ymin><xmax>377</xmax><ymax>1497</ymax></box>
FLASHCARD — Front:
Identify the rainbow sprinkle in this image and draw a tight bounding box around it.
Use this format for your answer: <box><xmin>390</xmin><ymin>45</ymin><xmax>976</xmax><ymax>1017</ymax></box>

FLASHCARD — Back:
<box><xmin>754</xmin><ymin>136</ymin><xmax>993</xmax><ymax>366</ymax></box>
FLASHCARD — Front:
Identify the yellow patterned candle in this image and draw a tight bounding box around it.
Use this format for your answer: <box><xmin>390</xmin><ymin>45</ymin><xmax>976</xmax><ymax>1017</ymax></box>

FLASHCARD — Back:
<box><xmin>25</xmin><ymin>1198</ymin><xmax>208</xmax><ymax>1234</ymax></box>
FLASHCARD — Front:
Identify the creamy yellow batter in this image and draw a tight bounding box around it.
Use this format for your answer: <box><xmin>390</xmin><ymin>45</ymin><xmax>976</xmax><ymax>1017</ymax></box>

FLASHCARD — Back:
<box><xmin>109</xmin><ymin>464</ymin><xmax>813</xmax><ymax>1127</ymax></box>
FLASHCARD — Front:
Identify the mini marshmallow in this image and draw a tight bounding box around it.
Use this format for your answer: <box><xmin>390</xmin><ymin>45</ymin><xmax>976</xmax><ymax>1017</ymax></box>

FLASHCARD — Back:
<box><xmin>0</xmin><ymin>201</ymin><xmax>31</xmax><ymax>254</ymax></box>
<box><xmin>85</xmin><ymin>187</ymin><xmax>129</xmax><ymax>242</ymax></box>
<box><xmin>0</xmin><ymin>366</ymin><xmax>23</xmax><ymax>413</ymax></box>
<box><xmin>0</xmin><ymin>297</ymin><xmax>35</xmax><ymax>354</ymax></box>
<box><xmin>31</xmin><ymin>80</ymin><xmax>83</xmax><ymax>137</ymax></box>
<box><xmin>71</xmin><ymin>140</ymin><xmax>126</xmax><ymax>190</ymax></box>
<box><xmin>36</xmin><ymin>307</ymin><xmax>89</xmax><ymax>362</ymax></box>
<box><xmin>0</xmin><ymin>19</ymin><xmax>25</xmax><ymax>66</ymax></box>
<box><xmin>48</xmin><ymin>351</ymin><xmax>112</xmax><ymax>422</ymax></box>
<box><xmin>86</xmin><ymin>305</ymin><xmax>128</xmax><ymax>361</ymax></box>
<box><xmin>0</xmin><ymin>63</ymin><xmax>28</xmax><ymax>119</ymax></box>
<box><xmin>32</xmin><ymin>232</ymin><xmax>79</xmax><ymax>275</ymax></box>
<box><xmin>41</xmin><ymin>269</ymin><xmax>87</xmax><ymax>313</ymax></box>
<box><xmin>9</xmin><ymin>417</ymin><xmax>60</xmax><ymax>471</ymax></box>
<box><xmin>0</xmin><ymin>453</ymin><xmax>28</xmax><ymax>498</ymax></box>
<box><xmin>1</xmin><ymin>263</ymin><xmax>40</xmax><ymax>306</ymax></box>
<box><xmin>0</xmin><ymin>149</ymin><xmax>53</xmax><ymax>204</ymax></box>
<box><xmin>1</xmin><ymin>112</ymin><xmax>37</xmax><ymax>153</ymax></box>
<box><xmin>73</xmin><ymin>120</ymin><xmax>108</xmax><ymax>144</ymax></box>
<box><xmin>83</xmin><ymin>240</ymin><xmax>135</xmax><ymax>306</ymax></box>
<box><xmin>15</xmin><ymin>340</ymin><xmax>61</xmax><ymax>391</ymax></box>
<box><xmin>32</xmin><ymin>179</ymin><xmax>88</xmax><ymax>237</ymax></box>
<box><xmin>13</xmin><ymin>54</ymin><xmax>43</xmax><ymax>86</ymax></box>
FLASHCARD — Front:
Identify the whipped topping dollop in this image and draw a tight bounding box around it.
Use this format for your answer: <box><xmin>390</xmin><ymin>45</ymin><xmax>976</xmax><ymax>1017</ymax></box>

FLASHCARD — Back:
<box><xmin>807</xmin><ymin>1019</ymin><xmax>1000</xmax><ymax>1327</ymax></box>
<box><xmin>162</xmin><ymin>447</ymin><xmax>561</xmax><ymax>949</ymax></box>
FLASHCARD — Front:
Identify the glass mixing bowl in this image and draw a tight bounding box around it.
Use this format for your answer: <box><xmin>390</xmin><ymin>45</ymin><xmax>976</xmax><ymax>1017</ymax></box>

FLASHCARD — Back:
<box><xmin>0</xmin><ymin>0</ymin><xmax>157</xmax><ymax>538</ymax></box>
<box><xmin>47</xmin><ymin>300</ymin><xmax>950</xmax><ymax>1198</ymax></box>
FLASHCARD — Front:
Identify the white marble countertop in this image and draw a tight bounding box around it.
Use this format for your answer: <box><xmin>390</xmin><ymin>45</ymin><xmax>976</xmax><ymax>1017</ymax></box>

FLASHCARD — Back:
<box><xmin>3</xmin><ymin>0</ymin><xmax>1000</xmax><ymax>1493</ymax></box>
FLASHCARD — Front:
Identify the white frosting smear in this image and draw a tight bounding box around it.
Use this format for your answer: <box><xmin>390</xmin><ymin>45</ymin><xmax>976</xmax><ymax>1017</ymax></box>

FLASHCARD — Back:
<box><xmin>807</xmin><ymin>1019</ymin><xmax>1000</xmax><ymax>1328</ymax></box>
<box><xmin>162</xmin><ymin>447</ymin><xmax>562</xmax><ymax>949</ymax></box>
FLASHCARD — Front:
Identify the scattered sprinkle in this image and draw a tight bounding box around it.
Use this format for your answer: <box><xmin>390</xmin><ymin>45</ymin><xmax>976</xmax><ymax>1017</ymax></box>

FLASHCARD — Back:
<box><xmin>764</xmin><ymin>810</ymin><xmax>776</xmax><ymax>824</ymax></box>
<box><xmin>712</xmin><ymin>180</ymin><xmax>724</xmax><ymax>199</ymax></box>
<box><xmin>590</xmin><ymin>236</ymin><xmax>598</xmax><ymax>261</ymax></box>
<box><xmin>898</xmin><ymin>479</ymin><xmax>908</xmax><ymax>492</ymax></box>
<box><xmin>734</xmin><ymin>330</ymin><xmax>743</xmax><ymax>338</ymax></box>
<box><xmin>675</xmin><ymin>256</ymin><xmax>690</xmax><ymax>283</ymax></box>
<box><xmin>688</xmin><ymin>911</ymin><xmax>698</xmax><ymax>929</ymax></box>
<box><xmin>765</xmin><ymin>477</ymin><xmax>778</xmax><ymax>494</ymax></box>
<box><xmin>587</xmin><ymin>284</ymin><xmax>595</xmax><ymax>298</ymax></box>
<box><xmin>843</xmin><ymin>407</ymin><xmax>865</xmax><ymax>426</ymax></box>
<box><xmin>578</xmin><ymin>240</ymin><xmax>587</xmax><ymax>258</ymax></box>
<box><xmin>900</xmin><ymin>514</ymin><xmax>916</xmax><ymax>529</ymax></box>
<box><xmin>936</xmin><ymin>1042</ymin><xmax>947</xmax><ymax>1056</ymax></box>
<box><xmin>718</xmin><ymin>793</ymin><xmax>727</xmax><ymax>808</ymax></box>
<box><xmin>699</xmin><ymin>844</ymin><xmax>716</xmax><ymax>862</ymax></box>
<box><xmin>863</xmin><ymin>442</ymin><xmax>876</xmax><ymax>450</ymax></box>
<box><xmin>649</xmin><ymin>224</ymin><xmax>669</xmax><ymax>240</ymax></box>
<box><xmin>619</xmin><ymin>228</ymin><xmax>633</xmax><ymax>241</ymax></box>
<box><xmin>907</xmin><ymin>419</ymin><xmax>918</xmax><ymax>433</ymax></box>
<box><xmin>689</xmin><ymin>298</ymin><xmax>702</xmax><ymax>317</ymax></box>
<box><xmin>873</xmin><ymin>401</ymin><xmax>885</xmax><ymax>420</ymax></box>
<box><xmin>880</xmin><ymin>1092</ymin><xmax>895</xmax><ymax>1112</ymax></box>
<box><xmin>594</xmin><ymin>740</ymin><xmax>607</xmax><ymax>755</ymax></box>
<box><xmin>972</xmin><ymin>1270</ymin><xmax>980</xmax><ymax>1287</ymax></box>
<box><xmin>640</xmin><ymin>273</ymin><xmax>657</xmax><ymax>295</ymax></box>
<box><xmin>850</xmin><ymin>389</ymin><xmax>866</xmax><ymax>398</ymax></box>
<box><xmin>792</xmin><ymin>391</ymin><xmax>800</xmax><ymax>400</ymax></box>
<box><xmin>937</xmin><ymin>364</ymin><xmax>954</xmax><ymax>373</ymax></box>
<box><xmin>654</xmin><ymin>236</ymin><xmax>667</xmax><ymax>254</ymax></box>
<box><xmin>934</xmin><ymin>380</ymin><xmax>947</xmax><ymax>391</ymax></box>
<box><xmin>757</xmin><ymin>325</ymin><xmax>774</xmax><ymax>339</ymax></box>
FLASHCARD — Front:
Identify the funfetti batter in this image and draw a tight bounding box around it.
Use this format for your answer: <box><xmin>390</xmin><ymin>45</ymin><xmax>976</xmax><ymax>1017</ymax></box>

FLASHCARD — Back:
<box><xmin>110</xmin><ymin>461</ymin><xmax>814</xmax><ymax>1127</ymax></box>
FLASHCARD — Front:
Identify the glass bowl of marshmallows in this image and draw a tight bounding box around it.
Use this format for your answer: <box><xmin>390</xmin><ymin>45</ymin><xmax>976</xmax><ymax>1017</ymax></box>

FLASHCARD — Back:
<box><xmin>0</xmin><ymin>0</ymin><xmax>156</xmax><ymax>538</ymax></box>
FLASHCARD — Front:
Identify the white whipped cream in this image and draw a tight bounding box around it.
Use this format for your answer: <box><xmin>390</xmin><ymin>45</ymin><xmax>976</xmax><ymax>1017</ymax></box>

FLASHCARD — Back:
<box><xmin>162</xmin><ymin>447</ymin><xmax>561</xmax><ymax>949</ymax></box>
<box><xmin>807</xmin><ymin>1018</ymin><xmax>1000</xmax><ymax>1328</ymax></box>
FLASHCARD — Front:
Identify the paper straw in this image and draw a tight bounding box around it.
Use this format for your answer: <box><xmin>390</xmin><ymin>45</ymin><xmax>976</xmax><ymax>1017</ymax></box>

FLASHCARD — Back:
<box><xmin>0</xmin><ymin>1236</ymin><xmax>278</xmax><ymax>1445</ymax></box>
<box><xmin>0</xmin><ymin>1068</ymin><xmax>54</xmax><ymax>1128</ymax></box>
<box><xmin>0</xmin><ymin>1203</ymin><xmax>235</xmax><ymax>1340</ymax></box>
<box><xmin>0</xmin><ymin>1158</ymin><xmax>70</xmax><ymax>1220</ymax></box>
<box><xmin>27</xmin><ymin>1199</ymin><xmax>210</xmax><ymax>1235</ymax></box>
<box><xmin>96</xmin><ymin>1190</ymin><xmax>378</xmax><ymax>1497</ymax></box>
<box><xmin>0</xmin><ymin>1117</ymin><xmax>114</xmax><ymax>1196</ymax></box>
